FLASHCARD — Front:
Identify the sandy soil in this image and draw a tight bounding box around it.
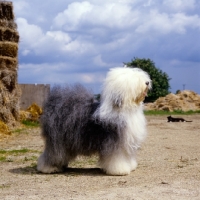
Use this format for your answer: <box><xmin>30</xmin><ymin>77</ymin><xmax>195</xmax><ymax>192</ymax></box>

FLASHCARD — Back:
<box><xmin>0</xmin><ymin>115</ymin><xmax>200</xmax><ymax>200</ymax></box>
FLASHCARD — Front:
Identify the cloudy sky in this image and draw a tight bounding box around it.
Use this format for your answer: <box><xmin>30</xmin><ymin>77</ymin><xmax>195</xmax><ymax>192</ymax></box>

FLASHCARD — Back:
<box><xmin>12</xmin><ymin>0</ymin><xmax>200</xmax><ymax>94</ymax></box>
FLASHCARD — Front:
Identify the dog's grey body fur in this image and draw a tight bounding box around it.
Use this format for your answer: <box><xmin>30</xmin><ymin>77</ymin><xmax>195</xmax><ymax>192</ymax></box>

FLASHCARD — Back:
<box><xmin>38</xmin><ymin>84</ymin><xmax>123</xmax><ymax>173</ymax></box>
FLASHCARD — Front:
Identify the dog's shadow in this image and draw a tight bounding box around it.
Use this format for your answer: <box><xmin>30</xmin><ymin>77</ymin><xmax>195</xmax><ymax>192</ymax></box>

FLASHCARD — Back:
<box><xmin>9</xmin><ymin>166</ymin><xmax>104</xmax><ymax>176</ymax></box>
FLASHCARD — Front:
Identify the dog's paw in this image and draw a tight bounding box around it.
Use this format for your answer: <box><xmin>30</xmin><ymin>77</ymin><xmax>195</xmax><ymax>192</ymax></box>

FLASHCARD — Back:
<box><xmin>104</xmin><ymin>167</ymin><xmax>131</xmax><ymax>176</ymax></box>
<box><xmin>130</xmin><ymin>159</ymin><xmax>137</xmax><ymax>171</ymax></box>
<box><xmin>37</xmin><ymin>165</ymin><xmax>63</xmax><ymax>174</ymax></box>
<box><xmin>100</xmin><ymin>161</ymin><xmax>131</xmax><ymax>176</ymax></box>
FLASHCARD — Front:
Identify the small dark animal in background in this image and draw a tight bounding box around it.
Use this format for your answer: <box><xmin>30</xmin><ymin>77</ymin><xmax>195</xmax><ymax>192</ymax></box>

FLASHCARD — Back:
<box><xmin>167</xmin><ymin>116</ymin><xmax>192</xmax><ymax>122</ymax></box>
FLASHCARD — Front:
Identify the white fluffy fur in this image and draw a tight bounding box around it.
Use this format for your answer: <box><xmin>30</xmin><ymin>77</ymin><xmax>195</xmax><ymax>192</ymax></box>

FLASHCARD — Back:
<box><xmin>95</xmin><ymin>67</ymin><xmax>151</xmax><ymax>175</ymax></box>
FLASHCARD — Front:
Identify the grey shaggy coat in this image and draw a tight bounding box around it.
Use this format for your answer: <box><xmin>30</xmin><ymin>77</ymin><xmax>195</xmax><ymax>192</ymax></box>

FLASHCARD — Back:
<box><xmin>39</xmin><ymin>84</ymin><xmax>123</xmax><ymax>171</ymax></box>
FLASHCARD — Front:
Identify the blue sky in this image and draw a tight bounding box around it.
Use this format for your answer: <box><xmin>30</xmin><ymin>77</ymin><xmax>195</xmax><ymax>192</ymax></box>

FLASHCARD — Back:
<box><xmin>13</xmin><ymin>0</ymin><xmax>200</xmax><ymax>94</ymax></box>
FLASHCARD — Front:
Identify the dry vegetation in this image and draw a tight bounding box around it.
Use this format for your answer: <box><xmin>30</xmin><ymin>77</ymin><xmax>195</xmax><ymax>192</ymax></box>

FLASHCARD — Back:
<box><xmin>146</xmin><ymin>90</ymin><xmax>200</xmax><ymax>112</ymax></box>
<box><xmin>0</xmin><ymin>1</ymin><xmax>20</xmax><ymax>128</ymax></box>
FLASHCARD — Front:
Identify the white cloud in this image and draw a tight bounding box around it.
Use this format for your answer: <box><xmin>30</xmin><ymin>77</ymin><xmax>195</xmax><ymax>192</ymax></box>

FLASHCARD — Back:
<box><xmin>52</xmin><ymin>1</ymin><xmax>139</xmax><ymax>30</ymax></box>
<box><xmin>17</xmin><ymin>16</ymin><xmax>98</xmax><ymax>57</ymax></box>
<box><xmin>52</xmin><ymin>1</ymin><xmax>93</xmax><ymax>30</ymax></box>
<box><xmin>13</xmin><ymin>0</ymin><xmax>200</xmax><ymax>94</ymax></box>
<box><xmin>16</xmin><ymin>18</ymin><xmax>44</xmax><ymax>54</ymax></box>
<box><xmin>172</xmin><ymin>13</ymin><xmax>200</xmax><ymax>33</ymax></box>
<box><xmin>13</xmin><ymin>1</ymin><xmax>29</xmax><ymax>16</ymax></box>
<box><xmin>81</xmin><ymin>74</ymin><xmax>94</xmax><ymax>83</ymax></box>
<box><xmin>46</xmin><ymin>31</ymin><xmax>71</xmax><ymax>43</ymax></box>
<box><xmin>35</xmin><ymin>31</ymin><xmax>73</xmax><ymax>55</ymax></box>
<box><xmin>22</xmin><ymin>49</ymin><xmax>30</xmax><ymax>56</ymax></box>
<box><xmin>163</xmin><ymin>0</ymin><xmax>196</xmax><ymax>11</ymax></box>
<box><xmin>135</xmin><ymin>10</ymin><xmax>200</xmax><ymax>35</ymax></box>
<box><xmin>143</xmin><ymin>0</ymin><xmax>154</xmax><ymax>7</ymax></box>
<box><xmin>93</xmin><ymin>55</ymin><xmax>108</xmax><ymax>66</ymax></box>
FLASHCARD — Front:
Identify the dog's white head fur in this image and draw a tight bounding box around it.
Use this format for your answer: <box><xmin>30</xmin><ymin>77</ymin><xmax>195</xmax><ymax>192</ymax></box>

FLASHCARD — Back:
<box><xmin>101</xmin><ymin>67</ymin><xmax>151</xmax><ymax>110</ymax></box>
<box><xmin>94</xmin><ymin>67</ymin><xmax>152</xmax><ymax>157</ymax></box>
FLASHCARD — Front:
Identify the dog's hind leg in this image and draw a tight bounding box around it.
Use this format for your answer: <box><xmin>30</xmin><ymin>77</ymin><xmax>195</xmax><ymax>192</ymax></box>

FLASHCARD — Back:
<box><xmin>37</xmin><ymin>150</ymin><xmax>64</xmax><ymax>173</ymax></box>
<box><xmin>37</xmin><ymin>147</ymin><xmax>77</xmax><ymax>173</ymax></box>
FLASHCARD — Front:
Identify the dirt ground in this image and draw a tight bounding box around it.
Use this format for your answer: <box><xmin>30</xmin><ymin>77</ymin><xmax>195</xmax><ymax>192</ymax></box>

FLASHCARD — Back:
<box><xmin>0</xmin><ymin>115</ymin><xmax>200</xmax><ymax>200</ymax></box>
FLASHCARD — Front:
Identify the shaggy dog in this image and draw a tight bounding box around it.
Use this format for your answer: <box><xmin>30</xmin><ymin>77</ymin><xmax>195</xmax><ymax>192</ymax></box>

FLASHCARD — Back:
<box><xmin>37</xmin><ymin>67</ymin><xmax>151</xmax><ymax>175</ymax></box>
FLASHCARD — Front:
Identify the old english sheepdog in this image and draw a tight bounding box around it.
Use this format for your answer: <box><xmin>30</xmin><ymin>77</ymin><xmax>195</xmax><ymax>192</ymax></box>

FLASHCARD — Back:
<box><xmin>37</xmin><ymin>67</ymin><xmax>151</xmax><ymax>175</ymax></box>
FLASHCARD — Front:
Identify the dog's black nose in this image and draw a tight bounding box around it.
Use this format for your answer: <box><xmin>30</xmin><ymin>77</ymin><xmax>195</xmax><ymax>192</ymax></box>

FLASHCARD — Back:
<box><xmin>146</xmin><ymin>81</ymin><xmax>149</xmax><ymax>86</ymax></box>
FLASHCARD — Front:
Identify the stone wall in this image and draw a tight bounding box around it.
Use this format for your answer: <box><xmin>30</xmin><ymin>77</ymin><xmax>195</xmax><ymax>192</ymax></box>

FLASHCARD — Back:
<box><xmin>19</xmin><ymin>84</ymin><xmax>50</xmax><ymax>110</ymax></box>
